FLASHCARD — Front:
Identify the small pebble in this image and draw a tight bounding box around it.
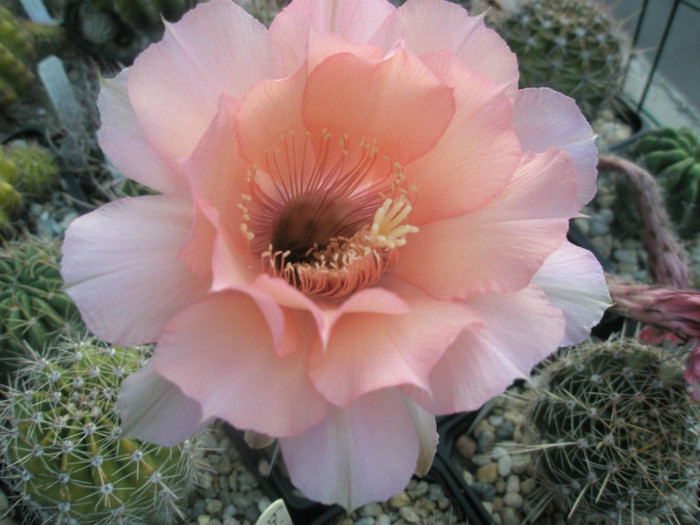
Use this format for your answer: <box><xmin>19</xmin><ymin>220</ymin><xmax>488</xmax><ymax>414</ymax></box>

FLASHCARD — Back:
<box><xmin>197</xmin><ymin>516</ymin><xmax>211</xmax><ymax>525</ymax></box>
<box><xmin>360</xmin><ymin>502</ymin><xmax>381</xmax><ymax>517</ymax></box>
<box><xmin>500</xmin><ymin>506</ymin><xmax>520</xmax><ymax>525</ymax></box>
<box><xmin>477</xmin><ymin>429</ymin><xmax>496</xmax><ymax>453</ymax></box>
<box><xmin>476</xmin><ymin>462</ymin><xmax>499</xmax><ymax>484</ymax></box>
<box><xmin>376</xmin><ymin>515</ymin><xmax>391</xmax><ymax>525</ymax></box>
<box><xmin>520</xmin><ymin>477</ymin><xmax>536</xmax><ymax>495</ymax></box>
<box><xmin>472</xmin><ymin>482</ymin><xmax>497</xmax><ymax>502</ymax></box>
<box><xmin>495</xmin><ymin>421</ymin><xmax>514</xmax><ymax>440</ymax></box>
<box><xmin>503</xmin><ymin>492</ymin><xmax>523</xmax><ymax>509</ymax></box>
<box><xmin>355</xmin><ymin>518</ymin><xmax>375</xmax><ymax>525</ymax></box>
<box><xmin>505</xmin><ymin>475</ymin><xmax>520</xmax><ymax>494</ymax></box>
<box><xmin>389</xmin><ymin>491</ymin><xmax>411</xmax><ymax>508</ymax></box>
<box><xmin>399</xmin><ymin>507</ymin><xmax>421</xmax><ymax>523</ymax></box>
<box><xmin>497</xmin><ymin>454</ymin><xmax>513</xmax><ymax>477</ymax></box>
<box><xmin>206</xmin><ymin>499</ymin><xmax>223</xmax><ymax>515</ymax></box>
<box><xmin>510</xmin><ymin>453</ymin><xmax>531</xmax><ymax>475</ymax></box>
<box><xmin>455</xmin><ymin>434</ymin><xmax>477</xmax><ymax>459</ymax></box>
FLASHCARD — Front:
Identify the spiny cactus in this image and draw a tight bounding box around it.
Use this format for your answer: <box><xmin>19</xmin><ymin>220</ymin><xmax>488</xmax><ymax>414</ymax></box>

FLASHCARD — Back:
<box><xmin>0</xmin><ymin>6</ymin><xmax>36</xmax><ymax>103</ymax></box>
<box><xmin>0</xmin><ymin>236</ymin><xmax>81</xmax><ymax>375</ymax></box>
<box><xmin>498</xmin><ymin>0</ymin><xmax>626</xmax><ymax>120</ymax></box>
<box><xmin>631</xmin><ymin>127</ymin><xmax>700</xmax><ymax>239</ymax></box>
<box><xmin>521</xmin><ymin>338</ymin><xmax>699</xmax><ymax>523</ymax></box>
<box><xmin>0</xmin><ymin>141</ymin><xmax>60</xmax><ymax>228</ymax></box>
<box><xmin>0</xmin><ymin>338</ymin><xmax>198</xmax><ymax>524</ymax></box>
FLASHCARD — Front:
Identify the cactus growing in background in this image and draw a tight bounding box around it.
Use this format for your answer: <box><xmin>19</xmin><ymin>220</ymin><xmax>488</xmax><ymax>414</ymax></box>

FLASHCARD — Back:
<box><xmin>521</xmin><ymin>338</ymin><xmax>699</xmax><ymax>523</ymax></box>
<box><xmin>0</xmin><ymin>6</ymin><xmax>37</xmax><ymax>103</ymax></box>
<box><xmin>498</xmin><ymin>0</ymin><xmax>625</xmax><ymax>120</ymax></box>
<box><xmin>87</xmin><ymin>0</ymin><xmax>197</xmax><ymax>32</ymax></box>
<box><xmin>0</xmin><ymin>338</ymin><xmax>198</xmax><ymax>524</ymax></box>
<box><xmin>0</xmin><ymin>141</ymin><xmax>60</xmax><ymax>228</ymax></box>
<box><xmin>0</xmin><ymin>236</ymin><xmax>81</xmax><ymax>375</ymax></box>
<box><xmin>630</xmin><ymin>127</ymin><xmax>700</xmax><ymax>239</ymax></box>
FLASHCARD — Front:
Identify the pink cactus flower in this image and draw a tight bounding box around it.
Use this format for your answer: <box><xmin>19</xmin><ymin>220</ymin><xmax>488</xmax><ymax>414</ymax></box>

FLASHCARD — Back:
<box><xmin>61</xmin><ymin>0</ymin><xmax>610</xmax><ymax>510</ymax></box>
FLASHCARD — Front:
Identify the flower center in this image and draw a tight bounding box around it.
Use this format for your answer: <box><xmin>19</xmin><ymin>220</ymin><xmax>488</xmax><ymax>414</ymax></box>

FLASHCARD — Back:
<box><xmin>240</xmin><ymin>130</ymin><xmax>417</xmax><ymax>299</ymax></box>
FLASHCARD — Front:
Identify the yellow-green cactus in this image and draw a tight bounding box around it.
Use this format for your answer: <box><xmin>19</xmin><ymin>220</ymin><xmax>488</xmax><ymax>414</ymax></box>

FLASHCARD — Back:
<box><xmin>0</xmin><ymin>6</ymin><xmax>36</xmax><ymax>103</ymax></box>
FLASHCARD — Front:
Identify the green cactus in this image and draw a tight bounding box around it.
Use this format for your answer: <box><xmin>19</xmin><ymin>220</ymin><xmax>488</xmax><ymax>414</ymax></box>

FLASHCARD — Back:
<box><xmin>0</xmin><ymin>6</ymin><xmax>36</xmax><ymax>103</ymax></box>
<box><xmin>0</xmin><ymin>236</ymin><xmax>82</xmax><ymax>376</ymax></box>
<box><xmin>630</xmin><ymin>127</ymin><xmax>700</xmax><ymax>239</ymax></box>
<box><xmin>498</xmin><ymin>0</ymin><xmax>626</xmax><ymax>120</ymax></box>
<box><xmin>88</xmin><ymin>0</ymin><xmax>197</xmax><ymax>32</ymax></box>
<box><xmin>0</xmin><ymin>338</ymin><xmax>198</xmax><ymax>524</ymax></box>
<box><xmin>0</xmin><ymin>141</ymin><xmax>60</xmax><ymax>228</ymax></box>
<box><xmin>520</xmin><ymin>339</ymin><xmax>699</xmax><ymax>523</ymax></box>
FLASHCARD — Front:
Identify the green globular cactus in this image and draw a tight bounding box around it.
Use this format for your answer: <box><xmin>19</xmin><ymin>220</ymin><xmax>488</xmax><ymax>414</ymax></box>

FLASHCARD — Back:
<box><xmin>88</xmin><ymin>0</ymin><xmax>197</xmax><ymax>32</ymax></box>
<box><xmin>631</xmin><ymin>127</ymin><xmax>700</xmax><ymax>239</ymax></box>
<box><xmin>0</xmin><ymin>236</ymin><xmax>82</xmax><ymax>375</ymax></box>
<box><xmin>0</xmin><ymin>6</ymin><xmax>36</xmax><ymax>104</ymax></box>
<box><xmin>0</xmin><ymin>141</ymin><xmax>60</xmax><ymax>228</ymax></box>
<box><xmin>522</xmin><ymin>339</ymin><xmax>699</xmax><ymax>523</ymax></box>
<box><xmin>498</xmin><ymin>0</ymin><xmax>626</xmax><ymax>120</ymax></box>
<box><xmin>0</xmin><ymin>338</ymin><xmax>198</xmax><ymax>524</ymax></box>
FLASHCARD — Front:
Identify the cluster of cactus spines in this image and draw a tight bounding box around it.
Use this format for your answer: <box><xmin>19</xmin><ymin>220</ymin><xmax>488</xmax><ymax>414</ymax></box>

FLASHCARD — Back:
<box><xmin>497</xmin><ymin>0</ymin><xmax>625</xmax><ymax>120</ymax></box>
<box><xmin>0</xmin><ymin>236</ymin><xmax>82</xmax><ymax>375</ymax></box>
<box><xmin>0</xmin><ymin>6</ymin><xmax>37</xmax><ymax>104</ymax></box>
<box><xmin>87</xmin><ymin>0</ymin><xmax>197</xmax><ymax>31</ymax></box>
<box><xmin>631</xmin><ymin>127</ymin><xmax>700</xmax><ymax>239</ymax></box>
<box><xmin>521</xmin><ymin>338</ymin><xmax>699</xmax><ymax>523</ymax></box>
<box><xmin>0</xmin><ymin>141</ymin><xmax>60</xmax><ymax>228</ymax></box>
<box><xmin>0</xmin><ymin>338</ymin><xmax>197</xmax><ymax>524</ymax></box>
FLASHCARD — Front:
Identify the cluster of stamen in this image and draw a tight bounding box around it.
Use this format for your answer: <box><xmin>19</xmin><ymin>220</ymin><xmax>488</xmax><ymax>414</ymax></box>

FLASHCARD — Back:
<box><xmin>239</xmin><ymin>130</ymin><xmax>418</xmax><ymax>299</ymax></box>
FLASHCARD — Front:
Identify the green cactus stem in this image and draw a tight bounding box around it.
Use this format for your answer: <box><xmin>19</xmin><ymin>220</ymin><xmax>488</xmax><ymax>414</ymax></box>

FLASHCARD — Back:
<box><xmin>0</xmin><ymin>338</ymin><xmax>199</xmax><ymax>524</ymax></box>
<box><xmin>518</xmin><ymin>338</ymin><xmax>699</xmax><ymax>523</ymax></box>
<box><xmin>498</xmin><ymin>0</ymin><xmax>626</xmax><ymax>120</ymax></box>
<box><xmin>0</xmin><ymin>6</ymin><xmax>36</xmax><ymax>103</ymax></box>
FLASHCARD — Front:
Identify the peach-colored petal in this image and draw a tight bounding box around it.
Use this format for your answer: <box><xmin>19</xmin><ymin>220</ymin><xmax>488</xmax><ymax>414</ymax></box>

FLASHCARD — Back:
<box><xmin>406</xmin><ymin>51</ymin><xmax>519</xmax><ymax>224</ymax></box>
<box><xmin>404</xmin><ymin>396</ymin><xmax>438</xmax><ymax>476</ymax></box>
<box><xmin>153</xmin><ymin>292</ymin><xmax>327</xmax><ymax>438</ymax></box>
<box><xmin>371</xmin><ymin>0</ymin><xmax>518</xmax><ymax>95</ymax></box>
<box><xmin>395</xmin><ymin>148</ymin><xmax>578</xmax><ymax>299</ymax></box>
<box><xmin>533</xmin><ymin>240</ymin><xmax>611</xmax><ymax>346</ymax></box>
<box><xmin>252</xmin><ymin>274</ymin><xmax>410</xmax><ymax>348</ymax></box>
<box><xmin>403</xmin><ymin>285</ymin><xmax>565</xmax><ymax>414</ymax></box>
<box><xmin>61</xmin><ymin>196</ymin><xmax>210</xmax><ymax>346</ymax></box>
<box><xmin>308</xmin><ymin>295</ymin><xmax>482</xmax><ymax>406</ymax></box>
<box><xmin>118</xmin><ymin>362</ymin><xmax>213</xmax><ymax>447</ymax></box>
<box><xmin>280</xmin><ymin>388</ymin><xmax>419</xmax><ymax>511</ymax></box>
<box><xmin>97</xmin><ymin>69</ymin><xmax>188</xmax><ymax>195</ymax></box>
<box><xmin>513</xmin><ymin>88</ymin><xmax>598</xmax><ymax>207</ymax></box>
<box><xmin>269</xmin><ymin>0</ymin><xmax>395</xmax><ymax>72</ymax></box>
<box><xmin>128</xmin><ymin>0</ymin><xmax>284</xmax><ymax>161</ymax></box>
<box><xmin>302</xmin><ymin>47</ymin><xmax>455</xmax><ymax>166</ymax></box>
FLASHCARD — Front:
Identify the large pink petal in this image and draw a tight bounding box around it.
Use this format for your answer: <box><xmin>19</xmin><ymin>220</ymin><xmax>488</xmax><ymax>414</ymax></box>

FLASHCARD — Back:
<box><xmin>371</xmin><ymin>0</ymin><xmax>518</xmax><ymax>95</ymax></box>
<box><xmin>394</xmin><ymin>148</ymin><xmax>578</xmax><ymax>299</ymax></box>
<box><xmin>118</xmin><ymin>362</ymin><xmax>213</xmax><ymax>447</ymax></box>
<box><xmin>269</xmin><ymin>0</ymin><xmax>395</xmax><ymax>72</ymax></box>
<box><xmin>513</xmin><ymin>88</ymin><xmax>598</xmax><ymax>207</ymax></box>
<box><xmin>404</xmin><ymin>396</ymin><xmax>438</xmax><ymax>476</ymax></box>
<box><xmin>61</xmin><ymin>196</ymin><xmax>210</xmax><ymax>346</ymax></box>
<box><xmin>302</xmin><ymin>47</ymin><xmax>455</xmax><ymax>166</ymax></box>
<box><xmin>533</xmin><ymin>240</ymin><xmax>611</xmax><ymax>346</ymax></box>
<box><xmin>97</xmin><ymin>69</ymin><xmax>188</xmax><ymax>195</ymax></box>
<box><xmin>406</xmin><ymin>51</ymin><xmax>520</xmax><ymax>224</ymax></box>
<box><xmin>404</xmin><ymin>285</ymin><xmax>565</xmax><ymax>414</ymax></box>
<box><xmin>280</xmin><ymin>388</ymin><xmax>420</xmax><ymax>511</ymax></box>
<box><xmin>153</xmin><ymin>292</ymin><xmax>327</xmax><ymax>438</ymax></box>
<box><xmin>308</xmin><ymin>294</ymin><xmax>482</xmax><ymax>406</ymax></box>
<box><xmin>128</xmin><ymin>0</ymin><xmax>284</xmax><ymax>161</ymax></box>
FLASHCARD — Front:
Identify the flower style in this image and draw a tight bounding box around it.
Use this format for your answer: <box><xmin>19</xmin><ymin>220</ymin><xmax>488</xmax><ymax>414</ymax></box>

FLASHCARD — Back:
<box><xmin>61</xmin><ymin>0</ymin><xmax>611</xmax><ymax>510</ymax></box>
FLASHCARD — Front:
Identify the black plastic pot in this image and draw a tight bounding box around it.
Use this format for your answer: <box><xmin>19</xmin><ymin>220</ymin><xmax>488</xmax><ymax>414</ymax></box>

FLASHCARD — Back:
<box><xmin>224</xmin><ymin>416</ymin><xmax>494</xmax><ymax>525</ymax></box>
<box><xmin>605</xmin><ymin>96</ymin><xmax>652</xmax><ymax>153</ymax></box>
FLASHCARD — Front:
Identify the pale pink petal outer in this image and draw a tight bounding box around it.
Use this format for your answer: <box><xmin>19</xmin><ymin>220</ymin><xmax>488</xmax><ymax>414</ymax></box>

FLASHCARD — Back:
<box><xmin>404</xmin><ymin>396</ymin><xmax>438</xmax><ymax>476</ymax></box>
<box><xmin>97</xmin><ymin>69</ymin><xmax>188</xmax><ymax>195</ymax></box>
<box><xmin>513</xmin><ymin>88</ymin><xmax>598</xmax><ymax>207</ymax></box>
<box><xmin>308</xmin><ymin>294</ymin><xmax>482</xmax><ymax>406</ymax></box>
<box><xmin>61</xmin><ymin>196</ymin><xmax>210</xmax><ymax>346</ymax></box>
<box><xmin>269</xmin><ymin>0</ymin><xmax>395</xmax><ymax>71</ymax></box>
<box><xmin>371</xmin><ymin>0</ymin><xmax>518</xmax><ymax>95</ymax></box>
<box><xmin>153</xmin><ymin>292</ymin><xmax>328</xmax><ymax>438</ymax></box>
<box><xmin>118</xmin><ymin>362</ymin><xmax>213</xmax><ymax>447</ymax></box>
<box><xmin>128</xmin><ymin>0</ymin><xmax>284</xmax><ymax>161</ymax></box>
<box><xmin>406</xmin><ymin>51</ymin><xmax>519</xmax><ymax>224</ymax></box>
<box><xmin>404</xmin><ymin>285</ymin><xmax>565</xmax><ymax>415</ymax></box>
<box><xmin>533</xmin><ymin>240</ymin><xmax>611</xmax><ymax>346</ymax></box>
<box><xmin>279</xmin><ymin>388</ymin><xmax>420</xmax><ymax>511</ymax></box>
<box><xmin>302</xmin><ymin>47</ymin><xmax>455</xmax><ymax>166</ymax></box>
<box><xmin>395</xmin><ymin>148</ymin><xmax>578</xmax><ymax>299</ymax></box>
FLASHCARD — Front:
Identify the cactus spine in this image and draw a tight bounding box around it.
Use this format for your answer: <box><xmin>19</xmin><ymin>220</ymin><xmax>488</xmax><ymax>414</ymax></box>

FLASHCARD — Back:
<box><xmin>498</xmin><ymin>0</ymin><xmax>626</xmax><ymax>120</ymax></box>
<box><xmin>520</xmin><ymin>339</ymin><xmax>699</xmax><ymax>523</ymax></box>
<box><xmin>0</xmin><ymin>236</ymin><xmax>81</xmax><ymax>375</ymax></box>
<box><xmin>0</xmin><ymin>338</ymin><xmax>198</xmax><ymax>524</ymax></box>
